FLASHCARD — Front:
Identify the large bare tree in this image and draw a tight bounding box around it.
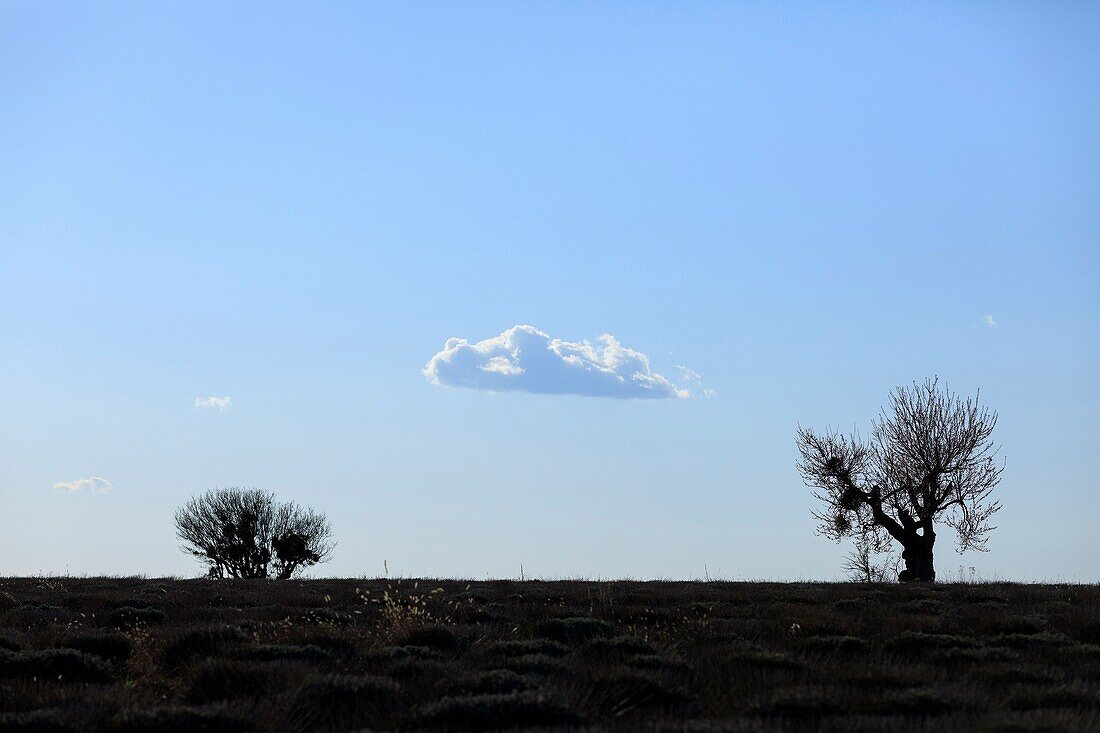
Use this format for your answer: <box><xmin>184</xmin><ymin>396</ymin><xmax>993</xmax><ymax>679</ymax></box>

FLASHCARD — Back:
<box><xmin>175</xmin><ymin>487</ymin><xmax>335</xmax><ymax>579</ymax></box>
<box><xmin>796</xmin><ymin>378</ymin><xmax>1003</xmax><ymax>582</ymax></box>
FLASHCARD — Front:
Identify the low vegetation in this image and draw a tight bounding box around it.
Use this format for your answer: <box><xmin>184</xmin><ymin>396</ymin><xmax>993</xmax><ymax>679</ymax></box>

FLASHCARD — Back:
<box><xmin>0</xmin><ymin>578</ymin><xmax>1097</xmax><ymax>731</ymax></box>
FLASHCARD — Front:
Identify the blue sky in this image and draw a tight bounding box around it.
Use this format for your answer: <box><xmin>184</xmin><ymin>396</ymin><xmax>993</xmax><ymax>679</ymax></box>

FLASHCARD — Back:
<box><xmin>1</xmin><ymin>2</ymin><xmax>1098</xmax><ymax>580</ymax></box>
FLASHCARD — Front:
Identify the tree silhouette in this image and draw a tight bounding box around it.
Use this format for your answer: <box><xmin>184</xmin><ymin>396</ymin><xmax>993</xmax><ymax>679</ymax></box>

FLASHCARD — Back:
<box><xmin>797</xmin><ymin>378</ymin><xmax>1003</xmax><ymax>582</ymax></box>
<box><xmin>175</xmin><ymin>487</ymin><xmax>334</xmax><ymax>579</ymax></box>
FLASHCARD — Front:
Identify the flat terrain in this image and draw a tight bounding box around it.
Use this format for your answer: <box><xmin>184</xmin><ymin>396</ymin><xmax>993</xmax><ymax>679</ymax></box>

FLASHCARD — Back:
<box><xmin>0</xmin><ymin>578</ymin><xmax>1098</xmax><ymax>732</ymax></box>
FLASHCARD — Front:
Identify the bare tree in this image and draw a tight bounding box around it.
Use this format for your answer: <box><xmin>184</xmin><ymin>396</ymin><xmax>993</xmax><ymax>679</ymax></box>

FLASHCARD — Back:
<box><xmin>175</xmin><ymin>487</ymin><xmax>335</xmax><ymax>579</ymax></box>
<box><xmin>797</xmin><ymin>378</ymin><xmax>1002</xmax><ymax>582</ymax></box>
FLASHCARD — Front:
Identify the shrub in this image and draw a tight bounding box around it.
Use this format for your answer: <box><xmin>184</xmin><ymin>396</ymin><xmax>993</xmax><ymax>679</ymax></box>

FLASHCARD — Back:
<box><xmin>459</xmin><ymin>608</ymin><xmax>495</xmax><ymax>624</ymax></box>
<box><xmin>1076</xmin><ymin>620</ymin><xmax>1100</xmax><ymax>645</ymax></box>
<box><xmin>584</xmin><ymin>635</ymin><xmax>658</xmax><ymax>657</ymax></box>
<box><xmin>384</xmin><ymin>658</ymin><xmax>453</xmax><ymax>681</ymax></box>
<box><xmin>489</xmin><ymin>653</ymin><xmax>569</xmax><ymax>676</ymax></box>
<box><xmin>536</xmin><ymin>617</ymin><xmax>615</xmax><ymax>644</ymax></box>
<box><xmin>174</xmin><ymin>487</ymin><xmax>334</xmax><ymax>580</ymax></box>
<box><xmin>414</xmin><ymin>692</ymin><xmax>583</xmax><ymax>730</ymax></box>
<box><xmin>750</xmin><ymin>689</ymin><xmax>844</xmax><ymax>720</ymax></box>
<box><xmin>842</xmin><ymin>671</ymin><xmax>919</xmax><ymax>691</ymax></box>
<box><xmin>2</xmin><ymin>606</ymin><xmax>79</xmax><ymax>629</ymax></box>
<box><xmin>991</xmin><ymin>632</ymin><xmax>1076</xmax><ymax>649</ymax></box>
<box><xmin>980</xmin><ymin>666</ymin><xmax>1056</xmax><ymax>685</ymax></box>
<box><xmin>688</xmin><ymin>602</ymin><xmax>717</xmax><ymax>619</ymax></box>
<box><xmin>800</xmin><ymin>635</ymin><xmax>867</xmax><ymax>654</ymax></box>
<box><xmin>647</xmin><ymin>722</ymin><xmax>770</xmax><ymax>733</ymax></box>
<box><xmin>0</xmin><ymin>709</ymin><xmax>76</xmax><ymax>733</ymax></box>
<box><xmin>285</xmin><ymin>674</ymin><xmax>401</xmax><ymax>731</ymax></box>
<box><xmin>444</xmin><ymin>670</ymin><xmax>534</xmax><ymax>695</ymax></box>
<box><xmin>184</xmin><ymin>659</ymin><xmax>275</xmax><ymax>703</ymax></box>
<box><xmin>396</xmin><ymin>625</ymin><xmax>462</xmax><ymax>652</ymax></box>
<box><xmin>831</xmin><ymin>598</ymin><xmax>869</xmax><ymax>613</ymax></box>
<box><xmin>898</xmin><ymin>599</ymin><xmax>944</xmax><ymax>614</ymax></box>
<box><xmin>886</xmin><ymin>632</ymin><xmax>981</xmax><ymax>654</ymax></box>
<box><xmin>581</xmin><ymin>670</ymin><xmax>690</xmax><ymax>717</ymax></box>
<box><xmin>932</xmin><ymin>646</ymin><xmax>1019</xmax><ymax>665</ymax></box>
<box><xmin>626</xmin><ymin>653</ymin><xmax>679</xmax><ymax>671</ymax></box>
<box><xmin>1073</xmin><ymin>642</ymin><xmax>1100</xmax><ymax>655</ymax></box>
<box><xmin>726</xmin><ymin>648</ymin><xmax>803</xmax><ymax>671</ymax></box>
<box><xmin>297</xmin><ymin>633</ymin><xmax>358</xmax><ymax>658</ymax></box>
<box><xmin>56</xmin><ymin>633</ymin><xmax>133</xmax><ymax>663</ymax></box>
<box><xmin>372</xmin><ymin>645</ymin><xmax>442</xmax><ymax>661</ymax></box>
<box><xmin>297</xmin><ymin>607</ymin><xmax>353</xmax><ymax>625</ymax></box>
<box><xmin>0</xmin><ymin>649</ymin><xmax>112</xmax><ymax>683</ymax></box>
<box><xmin>1007</xmin><ymin>685</ymin><xmax>1100</xmax><ymax>711</ymax></box>
<box><xmin>110</xmin><ymin>706</ymin><xmax>259</xmax><ymax>733</ymax></box>
<box><xmin>159</xmin><ymin>626</ymin><xmax>246</xmax><ymax>671</ymax></box>
<box><xmin>487</xmin><ymin>639</ymin><xmax>570</xmax><ymax>658</ymax></box>
<box><xmin>987</xmin><ymin>617</ymin><xmax>1046</xmax><ymax>635</ymax></box>
<box><xmin>881</xmin><ymin>688</ymin><xmax>961</xmax><ymax>715</ymax></box>
<box><xmin>980</xmin><ymin>720</ymin><xmax>1070</xmax><ymax>733</ymax></box>
<box><xmin>109</xmin><ymin>606</ymin><xmax>165</xmax><ymax>628</ymax></box>
<box><xmin>233</xmin><ymin>644</ymin><xmax>332</xmax><ymax>664</ymax></box>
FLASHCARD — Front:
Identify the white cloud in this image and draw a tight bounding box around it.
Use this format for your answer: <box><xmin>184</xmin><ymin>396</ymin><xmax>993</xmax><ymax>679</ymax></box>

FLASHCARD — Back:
<box><xmin>424</xmin><ymin>325</ymin><xmax>690</xmax><ymax>399</ymax></box>
<box><xmin>53</xmin><ymin>476</ymin><xmax>114</xmax><ymax>494</ymax></box>
<box><xmin>676</xmin><ymin>365</ymin><xmax>702</xmax><ymax>385</ymax></box>
<box><xmin>195</xmin><ymin>396</ymin><xmax>231</xmax><ymax>411</ymax></box>
<box><xmin>677</xmin><ymin>364</ymin><xmax>715</xmax><ymax>397</ymax></box>
<box><xmin>984</xmin><ymin>314</ymin><xmax>997</xmax><ymax>329</ymax></box>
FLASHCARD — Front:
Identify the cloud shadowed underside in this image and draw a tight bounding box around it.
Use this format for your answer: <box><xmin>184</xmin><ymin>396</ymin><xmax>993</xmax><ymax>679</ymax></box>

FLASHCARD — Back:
<box><xmin>424</xmin><ymin>325</ymin><xmax>689</xmax><ymax>399</ymax></box>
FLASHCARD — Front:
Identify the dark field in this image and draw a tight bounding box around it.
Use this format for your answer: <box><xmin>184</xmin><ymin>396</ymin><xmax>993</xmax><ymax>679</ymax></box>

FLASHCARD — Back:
<box><xmin>1</xmin><ymin>579</ymin><xmax>1098</xmax><ymax>732</ymax></box>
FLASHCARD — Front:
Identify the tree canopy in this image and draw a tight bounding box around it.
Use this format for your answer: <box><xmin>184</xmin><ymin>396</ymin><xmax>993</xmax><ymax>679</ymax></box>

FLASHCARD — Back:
<box><xmin>797</xmin><ymin>378</ymin><xmax>1003</xmax><ymax>581</ymax></box>
<box><xmin>174</xmin><ymin>487</ymin><xmax>334</xmax><ymax>579</ymax></box>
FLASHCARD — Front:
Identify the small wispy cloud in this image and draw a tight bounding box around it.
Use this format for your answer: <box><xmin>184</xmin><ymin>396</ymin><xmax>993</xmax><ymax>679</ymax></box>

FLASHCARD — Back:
<box><xmin>53</xmin><ymin>476</ymin><xmax>114</xmax><ymax>494</ymax></box>
<box><xmin>677</xmin><ymin>365</ymin><xmax>715</xmax><ymax>397</ymax></box>
<box><xmin>194</xmin><ymin>396</ymin><xmax>231</xmax><ymax>411</ymax></box>
<box><xmin>983</xmin><ymin>314</ymin><xmax>998</xmax><ymax>329</ymax></box>
<box><xmin>424</xmin><ymin>325</ymin><xmax>690</xmax><ymax>399</ymax></box>
<box><xmin>676</xmin><ymin>365</ymin><xmax>702</xmax><ymax>384</ymax></box>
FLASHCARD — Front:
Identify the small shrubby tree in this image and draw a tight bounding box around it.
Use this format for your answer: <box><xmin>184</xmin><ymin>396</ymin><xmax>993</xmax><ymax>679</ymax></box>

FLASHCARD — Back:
<box><xmin>175</xmin><ymin>487</ymin><xmax>334</xmax><ymax>579</ymax></box>
<box><xmin>797</xmin><ymin>378</ymin><xmax>1003</xmax><ymax>582</ymax></box>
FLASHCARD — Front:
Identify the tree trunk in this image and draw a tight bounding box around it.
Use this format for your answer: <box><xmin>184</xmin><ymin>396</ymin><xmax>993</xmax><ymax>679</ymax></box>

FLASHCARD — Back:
<box><xmin>898</xmin><ymin>535</ymin><xmax>936</xmax><ymax>582</ymax></box>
